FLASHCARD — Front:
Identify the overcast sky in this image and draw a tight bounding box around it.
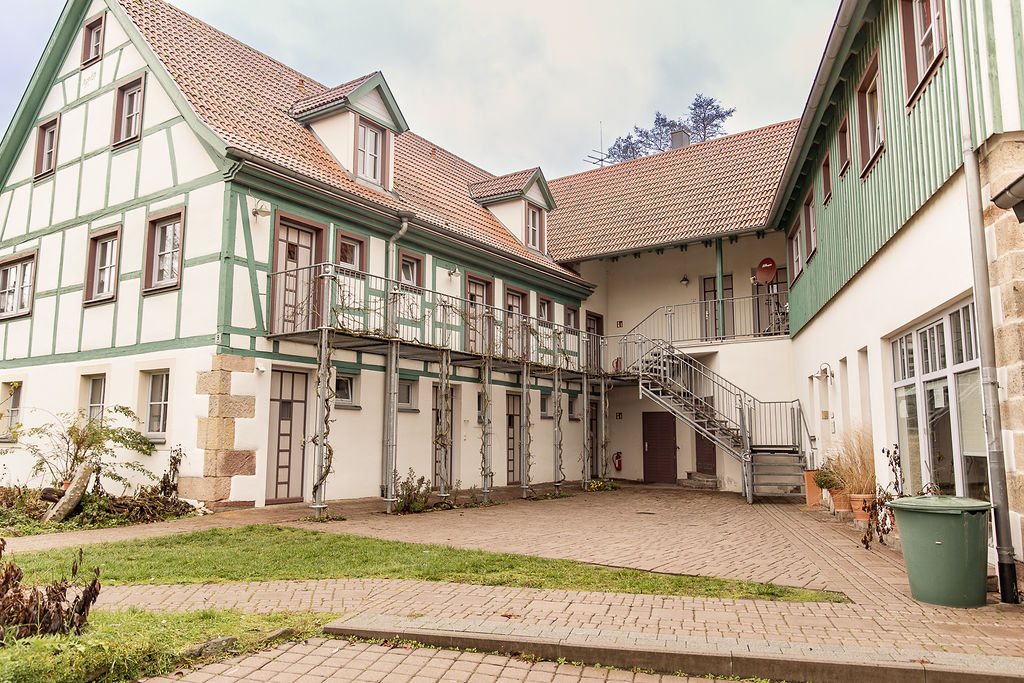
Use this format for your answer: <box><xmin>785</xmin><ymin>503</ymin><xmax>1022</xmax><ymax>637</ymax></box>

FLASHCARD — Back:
<box><xmin>1</xmin><ymin>1</ymin><xmax>838</xmax><ymax>179</ymax></box>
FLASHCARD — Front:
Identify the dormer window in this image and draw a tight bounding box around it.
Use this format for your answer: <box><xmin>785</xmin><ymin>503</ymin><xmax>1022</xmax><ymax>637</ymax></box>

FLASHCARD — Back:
<box><xmin>527</xmin><ymin>205</ymin><xmax>544</xmax><ymax>251</ymax></box>
<box><xmin>357</xmin><ymin>120</ymin><xmax>384</xmax><ymax>183</ymax></box>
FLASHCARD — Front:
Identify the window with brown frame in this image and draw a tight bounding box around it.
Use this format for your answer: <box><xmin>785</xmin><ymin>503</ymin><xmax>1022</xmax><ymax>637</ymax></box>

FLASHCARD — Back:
<box><xmin>113</xmin><ymin>76</ymin><xmax>145</xmax><ymax>147</ymax></box>
<box><xmin>837</xmin><ymin>115</ymin><xmax>851</xmax><ymax>177</ymax></box>
<box><xmin>565</xmin><ymin>306</ymin><xmax>579</xmax><ymax>329</ymax></box>
<box><xmin>526</xmin><ymin>204</ymin><xmax>544</xmax><ymax>251</ymax></box>
<box><xmin>788</xmin><ymin>217</ymin><xmax>804</xmax><ymax>284</ymax></box>
<box><xmin>335</xmin><ymin>230</ymin><xmax>366</xmax><ymax>272</ymax></box>
<box><xmin>0</xmin><ymin>254</ymin><xmax>36</xmax><ymax>319</ymax></box>
<box><xmin>81</xmin><ymin>13</ymin><xmax>105</xmax><ymax>66</ymax></box>
<box><xmin>398</xmin><ymin>251</ymin><xmax>422</xmax><ymax>288</ymax></box>
<box><xmin>357</xmin><ymin>119</ymin><xmax>386</xmax><ymax>184</ymax></box>
<box><xmin>857</xmin><ymin>54</ymin><xmax>884</xmax><ymax>176</ymax></box>
<box><xmin>821</xmin><ymin>153</ymin><xmax>832</xmax><ymax>206</ymax></box>
<box><xmin>899</xmin><ymin>0</ymin><xmax>945</xmax><ymax>102</ymax></box>
<box><xmin>85</xmin><ymin>226</ymin><xmax>121</xmax><ymax>304</ymax></box>
<box><xmin>537</xmin><ymin>296</ymin><xmax>553</xmax><ymax>323</ymax></box>
<box><xmin>34</xmin><ymin>115</ymin><xmax>59</xmax><ymax>179</ymax></box>
<box><xmin>144</xmin><ymin>209</ymin><xmax>184</xmax><ymax>293</ymax></box>
<box><xmin>802</xmin><ymin>191</ymin><xmax>817</xmax><ymax>261</ymax></box>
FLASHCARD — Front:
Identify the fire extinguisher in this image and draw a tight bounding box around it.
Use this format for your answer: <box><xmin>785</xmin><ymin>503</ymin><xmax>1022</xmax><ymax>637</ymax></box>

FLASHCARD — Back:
<box><xmin>612</xmin><ymin>451</ymin><xmax>623</xmax><ymax>471</ymax></box>
<box><xmin>613</xmin><ymin>357</ymin><xmax>623</xmax><ymax>373</ymax></box>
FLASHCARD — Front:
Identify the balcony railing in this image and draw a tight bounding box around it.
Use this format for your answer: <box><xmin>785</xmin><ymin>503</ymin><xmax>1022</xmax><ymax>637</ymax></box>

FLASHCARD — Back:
<box><xmin>627</xmin><ymin>292</ymin><xmax>789</xmax><ymax>345</ymax></box>
<box><xmin>268</xmin><ymin>263</ymin><xmax>607</xmax><ymax>374</ymax></box>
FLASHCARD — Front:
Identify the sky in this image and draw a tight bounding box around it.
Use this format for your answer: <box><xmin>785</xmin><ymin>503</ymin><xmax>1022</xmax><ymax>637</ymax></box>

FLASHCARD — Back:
<box><xmin>0</xmin><ymin>1</ymin><xmax>839</xmax><ymax>180</ymax></box>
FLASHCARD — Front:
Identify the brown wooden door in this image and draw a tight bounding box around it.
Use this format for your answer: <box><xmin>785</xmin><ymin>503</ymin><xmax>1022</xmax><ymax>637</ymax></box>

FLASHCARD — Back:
<box><xmin>432</xmin><ymin>385</ymin><xmax>455</xmax><ymax>490</ymax></box>
<box><xmin>505</xmin><ymin>289</ymin><xmax>527</xmax><ymax>359</ymax></box>
<box><xmin>506</xmin><ymin>392</ymin><xmax>522</xmax><ymax>485</ymax></box>
<box><xmin>274</xmin><ymin>222</ymin><xmax>317</xmax><ymax>333</ymax></box>
<box><xmin>642</xmin><ymin>411</ymin><xmax>677</xmax><ymax>484</ymax></box>
<box><xmin>701</xmin><ymin>275</ymin><xmax>734</xmax><ymax>339</ymax></box>
<box><xmin>267</xmin><ymin>369</ymin><xmax>308</xmax><ymax>503</ymax></box>
<box><xmin>466</xmin><ymin>276</ymin><xmax>492</xmax><ymax>354</ymax></box>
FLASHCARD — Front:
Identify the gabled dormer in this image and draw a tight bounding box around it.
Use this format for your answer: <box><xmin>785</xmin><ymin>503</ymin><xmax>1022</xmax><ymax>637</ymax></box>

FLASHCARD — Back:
<box><xmin>291</xmin><ymin>71</ymin><xmax>409</xmax><ymax>192</ymax></box>
<box><xmin>470</xmin><ymin>168</ymin><xmax>556</xmax><ymax>254</ymax></box>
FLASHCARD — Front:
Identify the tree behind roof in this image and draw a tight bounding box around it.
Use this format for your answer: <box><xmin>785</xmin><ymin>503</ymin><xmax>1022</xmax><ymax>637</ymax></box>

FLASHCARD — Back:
<box><xmin>606</xmin><ymin>94</ymin><xmax>736</xmax><ymax>163</ymax></box>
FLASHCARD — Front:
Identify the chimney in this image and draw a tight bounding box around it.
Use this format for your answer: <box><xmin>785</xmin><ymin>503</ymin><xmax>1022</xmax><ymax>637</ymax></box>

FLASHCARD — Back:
<box><xmin>671</xmin><ymin>128</ymin><xmax>691</xmax><ymax>149</ymax></box>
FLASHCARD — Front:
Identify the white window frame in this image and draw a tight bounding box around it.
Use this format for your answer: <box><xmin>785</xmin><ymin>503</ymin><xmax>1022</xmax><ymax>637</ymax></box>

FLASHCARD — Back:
<box><xmin>399</xmin><ymin>256</ymin><xmax>420</xmax><ymax>287</ymax></box>
<box><xmin>86</xmin><ymin>375</ymin><xmax>106</xmax><ymax>421</ymax></box>
<box><xmin>40</xmin><ymin>123</ymin><xmax>57</xmax><ymax>175</ymax></box>
<box><xmin>152</xmin><ymin>219</ymin><xmax>181</xmax><ymax>288</ymax></box>
<box><xmin>913</xmin><ymin>0</ymin><xmax>943</xmax><ymax>79</ymax></box>
<box><xmin>527</xmin><ymin>206</ymin><xmax>542</xmax><ymax>250</ymax></box>
<box><xmin>337</xmin><ymin>237</ymin><xmax>361</xmax><ymax>270</ymax></box>
<box><xmin>0</xmin><ymin>258</ymin><xmax>35</xmax><ymax>319</ymax></box>
<box><xmin>334</xmin><ymin>374</ymin><xmax>356</xmax><ymax>407</ymax></box>
<box><xmin>121</xmin><ymin>84</ymin><xmax>142</xmax><ymax>142</ymax></box>
<box><xmin>146</xmin><ymin>371</ymin><xmax>169</xmax><ymax>439</ymax></box>
<box><xmin>865</xmin><ymin>75</ymin><xmax>883</xmax><ymax>152</ymax></box>
<box><xmin>397</xmin><ymin>379</ymin><xmax>416</xmax><ymax>409</ymax></box>
<box><xmin>89</xmin><ymin>23</ymin><xmax>103</xmax><ymax>61</ymax></box>
<box><xmin>93</xmin><ymin>234</ymin><xmax>119</xmax><ymax>300</ymax></box>
<box><xmin>358</xmin><ymin>122</ymin><xmax>383</xmax><ymax>183</ymax></box>
<box><xmin>788</xmin><ymin>219</ymin><xmax>803</xmax><ymax>282</ymax></box>
<box><xmin>1</xmin><ymin>382</ymin><xmax>22</xmax><ymax>442</ymax></box>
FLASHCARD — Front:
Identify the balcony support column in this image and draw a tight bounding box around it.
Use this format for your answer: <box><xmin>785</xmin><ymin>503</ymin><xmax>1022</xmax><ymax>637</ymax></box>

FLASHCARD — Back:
<box><xmin>436</xmin><ymin>348</ymin><xmax>452</xmax><ymax>499</ymax></box>
<box><xmin>521</xmin><ymin>363</ymin><xmax>531</xmax><ymax>499</ymax></box>
<box><xmin>600</xmin><ymin>377</ymin><xmax>608</xmax><ymax>479</ymax></box>
<box><xmin>382</xmin><ymin>339</ymin><xmax>399</xmax><ymax>513</ymax></box>
<box><xmin>553</xmin><ymin>331</ymin><xmax>563</xmax><ymax>492</ymax></box>
<box><xmin>480</xmin><ymin>359</ymin><xmax>493</xmax><ymax>502</ymax></box>
<box><xmin>582</xmin><ymin>374</ymin><xmax>591</xmax><ymax>489</ymax></box>
<box><xmin>311</xmin><ymin>324</ymin><xmax>330</xmax><ymax>520</ymax></box>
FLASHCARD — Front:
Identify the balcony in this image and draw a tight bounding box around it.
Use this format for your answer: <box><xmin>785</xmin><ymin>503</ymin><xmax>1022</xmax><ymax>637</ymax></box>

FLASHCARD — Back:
<box><xmin>268</xmin><ymin>263</ymin><xmax>606</xmax><ymax>374</ymax></box>
<box><xmin>627</xmin><ymin>292</ymin><xmax>789</xmax><ymax>346</ymax></box>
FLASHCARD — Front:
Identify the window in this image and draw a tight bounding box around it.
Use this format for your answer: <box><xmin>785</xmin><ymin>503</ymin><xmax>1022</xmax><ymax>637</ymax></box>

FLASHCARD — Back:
<box><xmin>821</xmin><ymin>153</ymin><xmax>832</xmax><ymax>206</ymax></box>
<box><xmin>113</xmin><ymin>76</ymin><xmax>145</xmax><ymax>147</ymax></box>
<box><xmin>398</xmin><ymin>252</ymin><xmax>422</xmax><ymax>288</ymax></box>
<box><xmin>357</xmin><ymin>121</ymin><xmax>384</xmax><ymax>183</ymax></box>
<box><xmin>334</xmin><ymin>375</ymin><xmax>356</xmax><ymax>407</ymax></box>
<box><xmin>0</xmin><ymin>382</ymin><xmax>21</xmax><ymax>441</ymax></box>
<box><xmin>803</xmin><ymin>191</ymin><xmax>817</xmax><ymax>260</ymax></box>
<box><xmin>398</xmin><ymin>379</ymin><xmax>416</xmax><ymax>409</ymax></box>
<box><xmin>787</xmin><ymin>218</ymin><xmax>803</xmax><ymax>283</ymax></box>
<box><xmin>837</xmin><ymin>116</ymin><xmax>851</xmax><ymax>177</ymax></box>
<box><xmin>0</xmin><ymin>255</ymin><xmax>35</xmax><ymax>319</ymax></box>
<box><xmin>900</xmin><ymin>0</ymin><xmax>945</xmax><ymax>99</ymax></box>
<box><xmin>146</xmin><ymin>371</ymin><xmax>169</xmax><ymax>438</ymax></box>
<box><xmin>857</xmin><ymin>54</ymin><xmax>884</xmax><ymax>175</ymax></box>
<box><xmin>34</xmin><ymin>116</ymin><xmax>59</xmax><ymax>178</ymax></box>
<box><xmin>565</xmin><ymin>306</ymin><xmax>579</xmax><ymax>329</ymax></box>
<box><xmin>86</xmin><ymin>226</ymin><xmax>120</xmax><ymax>303</ymax></box>
<box><xmin>86</xmin><ymin>375</ymin><xmax>105</xmax><ymax>421</ymax></box>
<box><xmin>538</xmin><ymin>296</ymin><xmax>552</xmax><ymax>323</ymax></box>
<box><xmin>539</xmin><ymin>393</ymin><xmax>552</xmax><ymax>418</ymax></box>
<box><xmin>81</xmin><ymin>13</ymin><xmax>105</xmax><ymax>66</ymax></box>
<box><xmin>568</xmin><ymin>395</ymin><xmax>581</xmax><ymax>420</ymax></box>
<box><xmin>336</xmin><ymin>231</ymin><xmax>365</xmax><ymax>271</ymax></box>
<box><xmin>527</xmin><ymin>205</ymin><xmax>543</xmax><ymax>250</ymax></box>
<box><xmin>144</xmin><ymin>209</ymin><xmax>184</xmax><ymax>292</ymax></box>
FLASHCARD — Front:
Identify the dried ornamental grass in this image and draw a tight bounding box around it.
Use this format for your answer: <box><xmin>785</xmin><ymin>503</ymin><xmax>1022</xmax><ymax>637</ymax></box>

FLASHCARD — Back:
<box><xmin>827</xmin><ymin>426</ymin><xmax>876</xmax><ymax>495</ymax></box>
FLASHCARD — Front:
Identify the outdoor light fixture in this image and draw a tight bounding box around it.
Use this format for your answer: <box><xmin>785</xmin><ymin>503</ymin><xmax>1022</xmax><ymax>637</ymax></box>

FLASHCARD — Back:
<box><xmin>251</xmin><ymin>200</ymin><xmax>271</xmax><ymax>218</ymax></box>
<box><xmin>814</xmin><ymin>363</ymin><xmax>834</xmax><ymax>383</ymax></box>
<box><xmin>680</xmin><ymin>274</ymin><xmax>689</xmax><ymax>285</ymax></box>
<box><xmin>448</xmin><ymin>267</ymin><xmax>462</xmax><ymax>278</ymax></box>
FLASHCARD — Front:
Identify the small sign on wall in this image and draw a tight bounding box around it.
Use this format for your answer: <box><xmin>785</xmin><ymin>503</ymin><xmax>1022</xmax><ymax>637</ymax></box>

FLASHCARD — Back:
<box><xmin>615</xmin><ymin>412</ymin><xmax>623</xmax><ymax>420</ymax></box>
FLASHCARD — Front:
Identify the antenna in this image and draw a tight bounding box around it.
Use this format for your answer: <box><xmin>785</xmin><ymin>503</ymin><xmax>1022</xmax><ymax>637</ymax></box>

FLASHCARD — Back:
<box><xmin>583</xmin><ymin>120</ymin><xmax>611</xmax><ymax>167</ymax></box>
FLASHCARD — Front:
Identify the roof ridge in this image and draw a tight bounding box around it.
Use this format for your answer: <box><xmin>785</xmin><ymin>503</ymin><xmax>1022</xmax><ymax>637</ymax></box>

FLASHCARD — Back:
<box><xmin>292</xmin><ymin>71</ymin><xmax>379</xmax><ymax>113</ymax></box>
<box><xmin>117</xmin><ymin>0</ymin><xmax>327</xmax><ymax>92</ymax></box>
<box><xmin>551</xmin><ymin>119</ymin><xmax>801</xmax><ymax>184</ymax></box>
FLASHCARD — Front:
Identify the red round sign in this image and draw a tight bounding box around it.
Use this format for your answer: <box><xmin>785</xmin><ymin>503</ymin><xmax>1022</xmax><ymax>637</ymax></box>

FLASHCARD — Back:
<box><xmin>755</xmin><ymin>257</ymin><xmax>777</xmax><ymax>284</ymax></box>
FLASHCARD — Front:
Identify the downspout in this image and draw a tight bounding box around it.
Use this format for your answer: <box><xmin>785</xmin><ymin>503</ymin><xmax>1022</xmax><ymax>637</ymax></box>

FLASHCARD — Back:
<box><xmin>381</xmin><ymin>211</ymin><xmax>415</xmax><ymax>512</ymax></box>
<box><xmin>950</xmin><ymin>0</ymin><xmax>1019</xmax><ymax>603</ymax></box>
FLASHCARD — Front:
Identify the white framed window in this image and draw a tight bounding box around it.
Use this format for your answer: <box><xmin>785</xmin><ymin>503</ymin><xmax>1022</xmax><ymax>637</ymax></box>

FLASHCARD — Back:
<box><xmin>568</xmin><ymin>394</ymin><xmax>581</xmax><ymax>420</ymax></box>
<box><xmin>151</xmin><ymin>218</ymin><xmax>181</xmax><ymax>289</ymax></box>
<box><xmin>91</xmin><ymin>233</ymin><xmax>119</xmax><ymax>300</ymax></box>
<box><xmin>803</xmin><ymin>191</ymin><xmax>817</xmax><ymax>260</ymax></box>
<box><xmin>36</xmin><ymin>117</ymin><xmax>59</xmax><ymax>177</ymax></box>
<box><xmin>399</xmin><ymin>254</ymin><xmax>421</xmax><ymax>287</ymax></box>
<box><xmin>527</xmin><ymin>206</ymin><xmax>542</xmax><ymax>250</ymax></box>
<box><xmin>0</xmin><ymin>257</ymin><xmax>35</xmax><ymax>319</ymax></box>
<box><xmin>914</xmin><ymin>0</ymin><xmax>942</xmax><ymax>72</ymax></box>
<box><xmin>146</xmin><ymin>371</ymin><xmax>169</xmax><ymax>438</ymax></box>
<box><xmin>787</xmin><ymin>219</ymin><xmax>803</xmax><ymax>283</ymax></box>
<box><xmin>865</xmin><ymin>75</ymin><xmax>883</xmax><ymax>151</ymax></box>
<box><xmin>398</xmin><ymin>379</ymin><xmax>416</xmax><ymax>409</ymax></box>
<box><xmin>86</xmin><ymin>375</ymin><xmax>105</xmax><ymax>420</ymax></box>
<box><xmin>1</xmin><ymin>382</ymin><xmax>22</xmax><ymax>442</ymax></box>
<box><xmin>358</xmin><ymin>122</ymin><xmax>383</xmax><ymax>183</ymax></box>
<box><xmin>122</xmin><ymin>86</ymin><xmax>142</xmax><ymax>140</ymax></box>
<box><xmin>539</xmin><ymin>393</ymin><xmax>552</xmax><ymax>417</ymax></box>
<box><xmin>81</xmin><ymin>13</ymin><xmax>105</xmax><ymax>66</ymax></box>
<box><xmin>337</xmin><ymin>237</ymin><xmax>361</xmax><ymax>270</ymax></box>
<box><xmin>334</xmin><ymin>374</ymin><xmax>356</xmax><ymax>407</ymax></box>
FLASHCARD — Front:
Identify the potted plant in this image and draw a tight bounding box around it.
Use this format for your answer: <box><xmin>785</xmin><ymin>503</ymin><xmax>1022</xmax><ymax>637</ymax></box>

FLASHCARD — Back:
<box><xmin>813</xmin><ymin>460</ymin><xmax>850</xmax><ymax>512</ymax></box>
<box><xmin>830</xmin><ymin>427</ymin><xmax>876</xmax><ymax>522</ymax></box>
<box><xmin>803</xmin><ymin>459</ymin><xmax>822</xmax><ymax>506</ymax></box>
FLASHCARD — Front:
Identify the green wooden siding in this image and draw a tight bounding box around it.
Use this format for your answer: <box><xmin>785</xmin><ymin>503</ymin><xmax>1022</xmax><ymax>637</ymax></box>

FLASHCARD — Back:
<box><xmin>778</xmin><ymin>0</ymin><xmax>1024</xmax><ymax>334</ymax></box>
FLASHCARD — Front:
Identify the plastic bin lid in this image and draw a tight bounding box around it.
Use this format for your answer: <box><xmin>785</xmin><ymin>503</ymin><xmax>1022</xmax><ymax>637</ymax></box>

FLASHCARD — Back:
<box><xmin>886</xmin><ymin>495</ymin><xmax>992</xmax><ymax>512</ymax></box>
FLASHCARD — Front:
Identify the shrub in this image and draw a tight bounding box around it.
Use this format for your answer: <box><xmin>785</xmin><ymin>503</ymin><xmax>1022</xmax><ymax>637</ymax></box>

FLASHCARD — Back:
<box><xmin>0</xmin><ymin>539</ymin><xmax>100</xmax><ymax>642</ymax></box>
<box><xmin>826</xmin><ymin>426</ymin><xmax>876</xmax><ymax>495</ymax></box>
<box><xmin>813</xmin><ymin>462</ymin><xmax>840</xmax><ymax>491</ymax></box>
<box><xmin>392</xmin><ymin>469</ymin><xmax>431</xmax><ymax>514</ymax></box>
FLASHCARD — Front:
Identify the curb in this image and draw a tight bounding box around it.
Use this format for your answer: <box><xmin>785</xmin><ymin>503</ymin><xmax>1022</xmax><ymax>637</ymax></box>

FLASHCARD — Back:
<box><xmin>323</xmin><ymin>619</ymin><xmax>1024</xmax><ymax>683</ymax></box>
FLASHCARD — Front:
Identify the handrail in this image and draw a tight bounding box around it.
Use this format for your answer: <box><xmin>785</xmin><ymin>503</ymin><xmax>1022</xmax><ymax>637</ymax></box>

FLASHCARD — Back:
<box><xmin>624</xmin><ymin>292</ymin><xmax>790</xmax><ymax>345</ymax></box>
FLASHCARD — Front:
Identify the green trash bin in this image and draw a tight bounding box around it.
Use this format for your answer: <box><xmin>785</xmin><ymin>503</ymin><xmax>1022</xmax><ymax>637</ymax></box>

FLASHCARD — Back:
<box><xmin>886</xmin><ymin>495</ymin><xmax>992</xmax><ymax>608</ymax></box>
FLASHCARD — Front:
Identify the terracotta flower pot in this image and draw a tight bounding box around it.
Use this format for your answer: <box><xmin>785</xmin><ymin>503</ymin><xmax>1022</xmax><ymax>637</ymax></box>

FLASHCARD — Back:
<box><xmin>61</xmin><ymin>481</ymin><xmax>72</xmax><ymax>491</ymax></box>
<box><xmin>849</xmin><ymin>493</ymin><xmax>872</xmax><ymax>521</ymax></box>
<box><xmin>803</xmin><ymin>470</ymin><xmax>822</xmax><ymax>506</ymax></box>
<box><xmin>829</xmin><ymin>488</ymin><xmax>852</xmax><ymax>512</ymax></box>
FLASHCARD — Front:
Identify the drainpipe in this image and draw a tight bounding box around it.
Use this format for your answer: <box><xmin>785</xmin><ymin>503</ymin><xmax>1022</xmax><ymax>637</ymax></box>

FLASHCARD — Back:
<box><xmin>381</xmin><ymin>211</ymin><xmax>415</xmax><ymax>512</ymax></box>
<box><xmin>950</xmin><ymin>0</ymin><xmax>1019</xmax><ymax>603</ymax></box>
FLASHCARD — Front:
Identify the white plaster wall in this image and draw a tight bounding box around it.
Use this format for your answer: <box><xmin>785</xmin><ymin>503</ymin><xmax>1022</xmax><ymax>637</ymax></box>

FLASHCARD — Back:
<box><xmin>310</xmin><ymin>112</ymin><xmax>355</xmax><ymax>175</ymax></box>
<box><xmin>486</xmin><ymin>199</ymin><xmax>525</xmax><ymax>245</ymax></box>
<box><xmin>354</xmin><ymin>90</ymin><xmax>389</xmax><ymax>123</ymax></box>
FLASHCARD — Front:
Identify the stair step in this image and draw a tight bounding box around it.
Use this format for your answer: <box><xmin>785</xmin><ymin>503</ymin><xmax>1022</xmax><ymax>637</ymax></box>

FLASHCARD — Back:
<box><xmin>750</xmin><ymin>454</ymin><xmax>803</xmax><ymax>465</ymax></box>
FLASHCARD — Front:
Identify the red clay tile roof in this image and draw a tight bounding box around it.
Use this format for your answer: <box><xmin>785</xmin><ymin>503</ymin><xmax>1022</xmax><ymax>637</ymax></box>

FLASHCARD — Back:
<box><xmin>291</xmin><ymin>72</ymin><xmax>377</xmax><ymax>117</ymax></box>
<box><xmin>546</xmin><ymin>120</ymin><xmax>799</xmax><ymax>262</ymax></box>
<box><xmin>469</xmin><ymin>168</ymin><xmax>538</xmax><ymax>201</ymax></box>
<box><xmin>116</xmin><ymin>0</ymin><xmax>578</xmax><ymax>282</ymax></box>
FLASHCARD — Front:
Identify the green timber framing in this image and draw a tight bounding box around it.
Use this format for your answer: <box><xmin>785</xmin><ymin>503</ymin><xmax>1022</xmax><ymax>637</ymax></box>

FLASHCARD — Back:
<box><xmin>772</xmin><ymin>0</ymin><xmax>1024</xmax><ymax>333</ymax></box>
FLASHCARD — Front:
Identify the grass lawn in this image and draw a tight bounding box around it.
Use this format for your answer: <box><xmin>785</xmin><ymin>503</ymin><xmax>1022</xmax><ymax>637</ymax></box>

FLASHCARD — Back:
<box><xmin>14</xmin><ymin>524</ymin><xmax>847</xmax><ymax>602</ymax></box>
<box><xmin>0</xmin><ymin>608</ymin><xmax>331</xmax><ymax>683</ymax></box>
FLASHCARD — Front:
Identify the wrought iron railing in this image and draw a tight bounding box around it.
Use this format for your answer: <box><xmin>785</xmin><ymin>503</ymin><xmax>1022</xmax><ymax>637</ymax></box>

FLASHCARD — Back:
<box><xmin>626</xmin><ymin>292</ymin><xmax>789</xmax><ymax>345</ymax></box>
<box><xmin>268</xmin><ymin>263</ymin><xmax>606</xmax><ymax>373</ymax></box>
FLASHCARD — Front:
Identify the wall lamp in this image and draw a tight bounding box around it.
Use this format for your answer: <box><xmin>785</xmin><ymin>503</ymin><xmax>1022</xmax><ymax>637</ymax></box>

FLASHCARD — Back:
<box><xmin>251</xmin><ymin>200</ymin><xmax>271</xmax><ymax>218</ymax></box>
<box><xmin>680</xmin><ymin>274</ymin><xmax>689</xmax><ymax>285</ymax></box>
<box><xmin>448</xmin><ymin>266</ymin><xmax>462</xmax><ymax>278</ymax></box>
<box><xmin>814</xmin><ymin>362</ymin><xmax>834</xmax><ymax>383</ymax></box>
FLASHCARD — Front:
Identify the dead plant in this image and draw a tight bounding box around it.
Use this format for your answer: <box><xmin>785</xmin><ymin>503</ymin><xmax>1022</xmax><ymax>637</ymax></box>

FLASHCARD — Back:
<box><xmin>827</xmin><ymin>426</ymin><xmax>876</xmax><ymax>495</ymax></box>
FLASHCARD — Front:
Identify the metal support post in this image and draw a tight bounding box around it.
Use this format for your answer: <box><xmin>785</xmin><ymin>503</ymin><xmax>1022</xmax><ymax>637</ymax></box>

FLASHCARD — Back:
<box><xmin>582</xmin><ymin>374</ymin><xmax>591</xmax><ymax>489</ymax></box>
<box><xmin>481</xmin><ymin>359</ymin><xmax>493</xmax><ymax>502</ymax></box>
<box><xmin>521</xmin><ymin>363</ymin><xmax>530</xmax><ymax>499</ymax></box>
<box><xmin>553</xmin><ymin>331</ymin><xmax>563</xmax><ymax>491</ymax></box>
<box><xmin>311</xmin><ymin>325</ymin><xmax>330</xmax><ymax>519</ymax></box>
<box><xmin>437</xmin><ymin>347</ymin><xmax>452</xmax><ymax>499</ymax></box>
<box><xmin>382</xmin><ymin>339</ymin><xmax>399</xmax><ymax>513</ymax></box>
<box><xmin>599</xmin><ymin>377</ymin><xmax>608</xmax><ymax>479</ymax></box>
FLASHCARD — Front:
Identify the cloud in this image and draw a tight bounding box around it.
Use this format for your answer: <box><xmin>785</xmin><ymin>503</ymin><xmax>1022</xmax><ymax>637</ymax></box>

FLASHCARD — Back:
<box><xmin>1</xmin><ymin>0</ymin><xmax>839</xmax><ymax>179</ymax></box>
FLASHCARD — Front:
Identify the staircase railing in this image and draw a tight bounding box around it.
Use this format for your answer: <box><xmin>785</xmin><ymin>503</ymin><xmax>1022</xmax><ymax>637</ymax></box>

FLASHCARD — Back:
<box><xmin>624</xmin><ymin>292</ymin><xmax>790</xmax><ymax>346</ymax></box>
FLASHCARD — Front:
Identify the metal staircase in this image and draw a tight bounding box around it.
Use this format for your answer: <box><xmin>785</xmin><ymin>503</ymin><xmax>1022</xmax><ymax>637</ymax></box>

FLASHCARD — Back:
<box><xmin>624</xmin><ymin>335</ymin><xmax>814</xmax><ymax>503</ymax></box>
